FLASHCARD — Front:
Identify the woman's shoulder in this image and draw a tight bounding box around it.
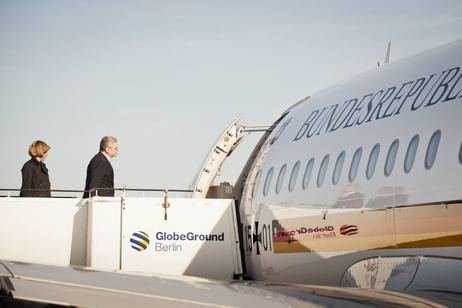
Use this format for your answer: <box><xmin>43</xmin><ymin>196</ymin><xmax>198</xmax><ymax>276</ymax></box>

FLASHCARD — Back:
<box><xmin>22</xmin><ymin>158</ymin><xmax>38</xmax><ymax>170</ymax></box>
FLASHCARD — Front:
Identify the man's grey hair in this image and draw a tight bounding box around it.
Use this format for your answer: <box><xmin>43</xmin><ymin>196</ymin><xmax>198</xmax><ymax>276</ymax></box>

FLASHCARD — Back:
<box><xmin>100</xmin><ymin>136</ymin><xmax>118</xmax><ymax>151</ymax></box>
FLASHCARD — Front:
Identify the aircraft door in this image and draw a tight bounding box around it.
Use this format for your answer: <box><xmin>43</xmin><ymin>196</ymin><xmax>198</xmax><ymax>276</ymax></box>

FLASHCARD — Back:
<box><xmin>190</xmin><ymin>117</ymin><xmax>248</xmax><ymax>198</ymax></box>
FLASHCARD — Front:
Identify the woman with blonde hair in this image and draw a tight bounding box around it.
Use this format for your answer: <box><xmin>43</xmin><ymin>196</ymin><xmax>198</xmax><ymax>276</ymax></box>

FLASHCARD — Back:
<box><xmin>20</xmin><ymin>140</ymin><xmax>51</xmax><ymax>197</ymax></box>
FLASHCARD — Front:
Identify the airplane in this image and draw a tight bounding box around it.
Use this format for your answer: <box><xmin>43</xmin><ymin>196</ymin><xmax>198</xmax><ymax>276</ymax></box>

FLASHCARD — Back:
<box><xmin>224</xmin><ymin>38</ymin><xmax>462</xmax><ymax>291</ymax></box>
<box><xmin>1</xmin><ymin>39</ymin><xmax>462</xmax><ymax>306</ymax></box>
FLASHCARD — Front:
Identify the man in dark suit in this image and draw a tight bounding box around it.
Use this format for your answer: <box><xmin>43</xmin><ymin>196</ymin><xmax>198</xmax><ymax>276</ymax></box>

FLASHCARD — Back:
<box><xmin>83</xmin><ymin>136</ymin><xmax>119</xmax><ymax>198</ymax></box>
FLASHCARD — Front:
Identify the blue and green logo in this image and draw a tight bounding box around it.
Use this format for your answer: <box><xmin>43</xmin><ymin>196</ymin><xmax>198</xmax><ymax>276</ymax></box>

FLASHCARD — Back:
<box><xmin>130</xmin><ymin>231</ymin><xmax>150</xmax><ymax>251</ymax></box>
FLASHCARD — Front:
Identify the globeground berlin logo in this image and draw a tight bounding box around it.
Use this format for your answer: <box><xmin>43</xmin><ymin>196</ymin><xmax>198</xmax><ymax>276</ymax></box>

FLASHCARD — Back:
<box><xmin>130</xmin><ymin>231</ymin><xmax>150</xmax><ymax>251</ymax></box>
<box><xmin>340</xmin><ymin>225</ymin><xmax>359</xmax><ymax>236</ymax></box>
<box><xmin>129</xmin><ymin>230</ymin><xmax>225</xmax><ymax>253</ymax></box>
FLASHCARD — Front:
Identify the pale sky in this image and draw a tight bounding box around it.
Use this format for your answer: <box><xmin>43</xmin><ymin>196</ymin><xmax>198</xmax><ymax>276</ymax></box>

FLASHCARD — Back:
<box><xmin>1</xmin><ymin>0</ymin><xmax>462</xmax><ymax>195</ymax></box>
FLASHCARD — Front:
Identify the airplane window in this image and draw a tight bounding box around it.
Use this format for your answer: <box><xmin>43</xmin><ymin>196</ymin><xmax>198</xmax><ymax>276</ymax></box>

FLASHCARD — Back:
<box><xmin>425</xmin><ymin>130</ymin><xmax>441</xmax><ymax>170</ymax></box>
<box><xmin>263</xmin><ymin>167</ymin><xmax>274</xmax><ymax>196</ymax></box>
<box><xmin>302</xmin><ymin>158</ymin><xmax>315</xmax><ymax>190</ymax></box>
<box><xmin>459</xmin><ymin>142</ymin><xmax>462</xmax><ymax>164</ymax></box>
<box><xmin>384</xmin><ymin>139</ymin><xmax>399</xmax><ymax>177</ymax></box>
<box><xmin>349</xmin><ymin>148</ymin><xmax>362</xmax><ymax>182</ymax></box>
<box><xmin>332</xmin><ymin>151</ymin><xmax>346</xmax><ymax>185</ymax></box>
<box><xmin>275</xmin><ymin>164</ymin><xmax>287</xmax><ymax>194</ymax></box>
<box><xmin>366</xmin><ymin>143</ymin><xmax>380</xmax><ymax>180</ymax></box>
<box><xmin>404</xmin><ymin>135</ymin><xmax>420</xmax><ymax>174</ymax></box>
<box><xmin>288</xmin><ymin>161</ymin><xmax>301</xmax><ymax>192</ymax></box>
<box><xmin>317</xmin><ymin>155</ymin><xmax>330</xmax><ymax>188</ymax></box>
<box><xmin>252</xmin><ymin>170</ymin><xmax>262</xmax><ymax>198</ymax></box>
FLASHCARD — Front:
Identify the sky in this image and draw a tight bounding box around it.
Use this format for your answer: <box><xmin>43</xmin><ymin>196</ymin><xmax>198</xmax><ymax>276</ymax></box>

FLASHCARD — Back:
<box><xmin>1</xmin><ymin>0</ymin><xmax>462</xmax><ymax>195</ymax></box>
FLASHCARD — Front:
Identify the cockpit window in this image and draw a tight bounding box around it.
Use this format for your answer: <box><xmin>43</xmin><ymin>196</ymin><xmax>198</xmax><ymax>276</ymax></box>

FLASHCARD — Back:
<box><xmin>384</xmin><ymin>139</ymin><xmax>399</xmax><ymax>177</ymax></box>
<box><xmin>332</xmin><ymin>151</ymin><xmax>346</xmax><ymax>185</ymax></box>
<box><xmin>459</xmin><ymin>142</ymin><xmax>462</xmax><ymax>164</ymax></box>
<box><xmin>349</xmin><ymin>147</ymin><xmax>362</xmax><ymax>182</ymax></box>
<box><xmin>252</xmin><ymin>170</ymin><xmax>262</xmax><ymax>198</ymax></box>
<box><xmin>288</xmin><ymin>161</ymin><xmax>301</xmax><ymax>192</ymax></box>
<box><xmin>275</xmin><ymin>164</ymin><xmax>287</xmax><ymax>194</ymax></box>
<box><xmin>366</xmin><ymin>143</ymin><xmax>380</xmax><ymax>180</ymax></box>
<box><xmin>302</xmin><ymin>158</ymin><xmax>315</xmax><ymax>190</ymax></box>
<box><xmin>263</xmin><ymin>167</ymin><xmax>274</xmax><ymax>196</ymax></box>
<box><xmin>425</xmin><ymin>130</ymin><xmax>441</xmax><ymax>170</ymax></box>
<box><xmin>404</xmin><ymin>135</ymin><xmax>419</xmax><ymax>174</ymax></box>
<box><xmin>272</xmin><ymin>118</ymin><xmax>292</xmax><ymax>143</ymax></box>
<box><xmin>317</xmin><ymin>155</ymin><xmax>330</xmax><ymax>188</ymax></box>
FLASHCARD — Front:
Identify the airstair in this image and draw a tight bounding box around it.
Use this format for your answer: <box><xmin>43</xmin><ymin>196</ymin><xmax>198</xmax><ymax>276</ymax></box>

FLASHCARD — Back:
<box><xmin>0</xmin><ymin>119</ymin><xmax>272</xmax><ymax>281</ymax></box>
<box><xmin>0</xmin><ymin>189</ymin><xmax>241</xmax><ymax>280</ymax></box>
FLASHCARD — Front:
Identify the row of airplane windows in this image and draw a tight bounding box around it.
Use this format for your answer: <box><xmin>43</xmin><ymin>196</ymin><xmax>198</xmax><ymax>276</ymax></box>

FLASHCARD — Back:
<box><xmin>260</xmin><ymin>129</ymin><xmax>458</xmax><ymax>197</ymax></box>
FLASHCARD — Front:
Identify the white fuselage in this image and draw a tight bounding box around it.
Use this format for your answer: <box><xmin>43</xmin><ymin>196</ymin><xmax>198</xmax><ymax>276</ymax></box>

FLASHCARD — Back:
<box><xmin>239</xmin><ymin>39</ymin><xmax>462</xmax><ymax>286</ymax></box>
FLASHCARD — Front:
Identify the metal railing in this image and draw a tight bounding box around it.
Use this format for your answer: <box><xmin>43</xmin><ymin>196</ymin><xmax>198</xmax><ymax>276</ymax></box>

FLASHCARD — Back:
<box><xmin>0</xmin><ymin>187</ymin><xmax>193</xmax><ymax>198</ymax></box>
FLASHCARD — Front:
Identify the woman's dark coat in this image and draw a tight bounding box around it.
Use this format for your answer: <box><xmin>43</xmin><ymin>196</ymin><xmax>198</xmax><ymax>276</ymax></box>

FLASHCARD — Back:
<box><xmin>20</xmin><ymin>158</ymin><xmax>51</xmax><ymax>197</ymax></box>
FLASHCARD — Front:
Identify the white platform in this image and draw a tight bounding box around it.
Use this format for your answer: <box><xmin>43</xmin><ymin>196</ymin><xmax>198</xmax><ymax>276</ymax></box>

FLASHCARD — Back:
<box><xmin>0</xmin><ymin>196</ymin><xmax>242</xmax><ymax>280</ymax></box>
